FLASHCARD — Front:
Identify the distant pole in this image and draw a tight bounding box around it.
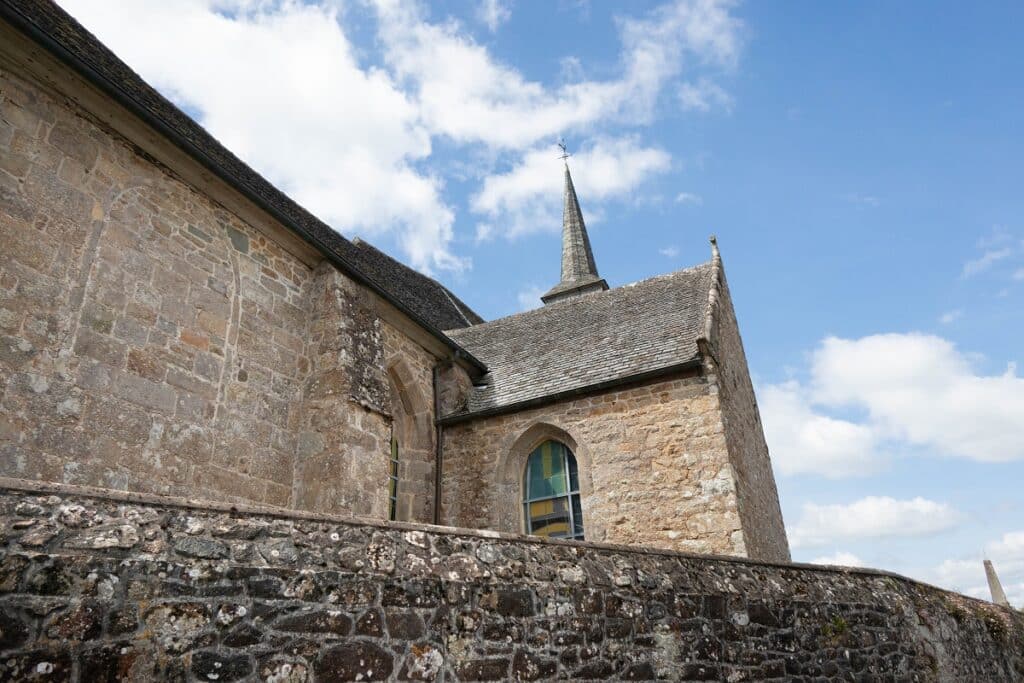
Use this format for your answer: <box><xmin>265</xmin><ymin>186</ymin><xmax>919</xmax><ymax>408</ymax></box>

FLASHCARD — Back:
<box><xmin>984</xmin><ymin>560</ymin><xmax>1011</xmax><ymax>607</ymax></box>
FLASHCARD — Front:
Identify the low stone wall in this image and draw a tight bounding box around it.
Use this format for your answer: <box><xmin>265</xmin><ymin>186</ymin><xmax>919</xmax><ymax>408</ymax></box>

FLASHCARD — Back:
<box><xmin>0</xmin><ymin>478</ymin><xmax>1020</xmax><ymax>682</ymax></box>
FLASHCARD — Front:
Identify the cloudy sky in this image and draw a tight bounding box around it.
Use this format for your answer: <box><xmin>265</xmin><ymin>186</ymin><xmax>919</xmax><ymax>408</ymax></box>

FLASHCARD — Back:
<box><xmin>58</xmin><ymin>0</ymin><xmax>1024</xmax><ymax>605</ymax></box>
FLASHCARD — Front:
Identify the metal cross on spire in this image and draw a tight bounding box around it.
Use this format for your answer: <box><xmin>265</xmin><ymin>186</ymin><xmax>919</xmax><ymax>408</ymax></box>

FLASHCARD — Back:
<box><xmin>557</xmin><ymin>138</ymin><xmax>571</xmax><ymax>162</ymax></box>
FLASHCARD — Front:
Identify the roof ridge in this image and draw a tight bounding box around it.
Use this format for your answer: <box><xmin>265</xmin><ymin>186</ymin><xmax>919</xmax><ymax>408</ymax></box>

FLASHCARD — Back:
<box><xmin>700</xmin><ymin>235</ymin><xmax>722</xmax><ymax>347</ymax></box>
<box><xmin>349</xmin><ymin>237</ymin><xmax>484</xmax><ymax>326</ymax></box>
<box><xmin>450</xmin><ymin>259</ymin><xmax>714</xmax><ymax>334</ymax></box>
<box><xmin>439</xmin><ymin>285</ymin><xmax>473</xmax><ymax>327</ymax></box>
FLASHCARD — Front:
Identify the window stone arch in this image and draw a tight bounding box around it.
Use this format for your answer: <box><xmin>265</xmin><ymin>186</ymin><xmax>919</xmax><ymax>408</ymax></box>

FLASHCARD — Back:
<box><xmin>495</xmin><ymin>423</ymin><xmax>593</xmax><ymax>535</ymax></box>
<box><xmin>386</xmin><ymin>357</ymin><xmax>434</xmax><ymax>522</ymax></box>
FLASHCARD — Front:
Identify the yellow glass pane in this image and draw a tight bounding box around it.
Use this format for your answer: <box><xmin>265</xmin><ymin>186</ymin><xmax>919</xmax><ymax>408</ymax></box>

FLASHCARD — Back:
<box><xmin>529</xmin><ymin>499</ymin><xmax>554</xmax><ymax>517</ymax></box>
<box><xmin>528</xmin><ymin>498</ymin><xmax>571</xmax><ymax>538</ymax></box>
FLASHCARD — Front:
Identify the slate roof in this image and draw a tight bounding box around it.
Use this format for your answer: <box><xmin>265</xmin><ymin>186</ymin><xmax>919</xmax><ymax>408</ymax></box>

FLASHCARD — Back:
<box><xmin>445</xmin><ymin>262</ymin><xmax>715</xmax><ymax>418</ymax></box>
<box><xmin>350</xmin><ymin>239</ymin><xmax>483</xmax><ymax>330</ymax></box>
<box><xmin>0</xmin><ymin>0</ymin><xmax>486</xmax><ymax>361</ymax></box>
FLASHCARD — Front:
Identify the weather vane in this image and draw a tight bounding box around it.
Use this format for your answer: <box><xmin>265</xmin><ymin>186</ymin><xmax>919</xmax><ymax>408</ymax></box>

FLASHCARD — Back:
<box><xmin>557</xmin><ymin>138</ymin><xmax>571</xmax><ymax>161</ymax></box>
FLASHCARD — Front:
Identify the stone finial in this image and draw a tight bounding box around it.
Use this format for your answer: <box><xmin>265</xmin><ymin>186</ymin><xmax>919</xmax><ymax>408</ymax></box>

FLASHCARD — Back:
<box><xmin>984</xmin><ymin>559</ymin><xmax>1011</xmax><ymax>607</ymax></box>
<box><xmin>709</xmin><ymin>234</ymin><xmax>720</xmax><ymax>261</ymax></box>
<box><xmin>541</xmin><ymin>163</ymin><xmax>608</xmax><ymax>305</ymax></box>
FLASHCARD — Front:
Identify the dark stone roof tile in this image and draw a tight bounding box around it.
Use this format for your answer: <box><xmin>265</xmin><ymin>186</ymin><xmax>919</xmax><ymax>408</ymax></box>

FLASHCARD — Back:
<box><xmin>349</xmin><ymin>239</ymin><xmax>483</xmax><ymax>330</ymax></box>
<box><xmin>446</xmin><ymin>262</ymin><xmax>714</xmax><ymax>416</ymax></box>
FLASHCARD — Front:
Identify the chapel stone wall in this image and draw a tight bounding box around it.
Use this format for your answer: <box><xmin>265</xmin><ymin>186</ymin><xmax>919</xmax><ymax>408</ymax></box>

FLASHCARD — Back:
<box><xmin>705</xmin><ymin>266</ymin><xmax>791</xmax><ymax>562</ymax></box>
<box><xmin>0</xmin><ymin>64</ymin><xmax>437</xmax><ymax>519</ymax></box>
<box><xmin>440</xmin><ymin>373</ymin><xmax>748</xmax><ymax>557</ymax></box>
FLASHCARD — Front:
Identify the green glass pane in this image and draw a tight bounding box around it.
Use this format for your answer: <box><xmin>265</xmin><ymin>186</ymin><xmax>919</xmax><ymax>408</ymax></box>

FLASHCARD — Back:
<box><xmin>567</xmin><ymin>452</ymin><xmax>579</xmax><ymax>492</ymax></box>
<box><xmin>526</xmin><ymin>442</ymin><xmax>567</xmax><ymax>499</ymax></box>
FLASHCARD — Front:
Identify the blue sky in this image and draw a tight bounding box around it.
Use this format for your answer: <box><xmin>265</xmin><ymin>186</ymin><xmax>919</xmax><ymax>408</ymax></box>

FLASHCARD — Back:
<box><xmin>60</xmin><ymin>0</ymin><xmax>1024</xmax><ymax>604</ymax></box>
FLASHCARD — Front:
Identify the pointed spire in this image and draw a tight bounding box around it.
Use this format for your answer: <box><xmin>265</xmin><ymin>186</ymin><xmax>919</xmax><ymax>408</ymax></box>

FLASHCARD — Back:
<box><xmin>984</xmin><ymin>560</ymin><xmax>1011</xmax><ymax>607</ymax></box>
<box><xmin>541</xmin><ymin>162</ymin><xmax>608</xmax><ymax>305</ymax></box>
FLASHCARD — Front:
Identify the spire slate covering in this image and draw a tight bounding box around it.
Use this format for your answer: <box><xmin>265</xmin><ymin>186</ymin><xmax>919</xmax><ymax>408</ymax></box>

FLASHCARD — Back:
<box><xmin>541</xmin><ymin>164</ymin><xmax>609</xmax><ymax>304</ymax></box>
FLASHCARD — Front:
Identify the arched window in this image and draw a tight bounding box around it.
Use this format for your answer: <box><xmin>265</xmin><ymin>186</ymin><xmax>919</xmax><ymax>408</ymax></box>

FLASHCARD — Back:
<box><xmin>388</xmin><ymin>432</ymin><xmax>399</xmax><ymax>521</ymax></box>
<box><xmin>523</xmin><ymin>441</ymin><xmax>583</xmax><ymax>540</ymax></box>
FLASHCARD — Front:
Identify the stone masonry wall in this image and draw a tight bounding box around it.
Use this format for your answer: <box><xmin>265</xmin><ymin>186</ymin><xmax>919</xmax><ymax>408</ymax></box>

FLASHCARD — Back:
<box><xmin>703</xmin><ymin>265</ymin><xmax>791</xmax><ymax>562</ymax></box>
<box><xmin>0</xmin><ymin>480</ymin><xmax>1021</xmax><ymax>682</ymax></box>
<box><xmin>0</xmin><ymin>64</ymin><xmax>437</xmax><ymax>518</ymax></box>
<box><xmin>290</xmin><ymin>265</ymin><xmax>393</xmax><ymax>519</ymax></box>
<box><xmin>441</xmin><ymin>373</ymin><xmax>749</xmax><ymax>558</ymax></box>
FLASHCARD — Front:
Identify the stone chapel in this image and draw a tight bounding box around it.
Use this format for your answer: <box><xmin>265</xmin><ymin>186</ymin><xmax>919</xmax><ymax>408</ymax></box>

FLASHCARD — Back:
<box><xmin>0</xmin><ymin>0</ymin><xmax>789</xmax><ymax>563</ymax></box>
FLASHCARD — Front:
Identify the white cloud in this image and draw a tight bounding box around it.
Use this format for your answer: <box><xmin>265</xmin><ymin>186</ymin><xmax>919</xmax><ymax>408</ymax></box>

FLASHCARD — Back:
<box><xmin>559</xmin><ymin>56</ymin><xmax>585</xmax><ymax>83</ymax></box>
<box><xmin>1013</xmin><ymin>268</ymin><xmax>1024</xmax><ymax>281</ymax></box>
<box><xmin>758</xmin><ymin>380</ymin><xmax>882</xmax><ymax>478</ymax></box>
<box><xmin>961</xmin><ymin>247</ymin><xmax>1012</xmax><ymax>278</ymax></box>
<box><xmin>61</xmin><ymin>0</ymin><xmax>745</xmax><ymax>272</ymax></box>
<box><xmin>810</xmin><ymin>551</ymin><xmax>864</xmax><ymax>567</ymax></box>
<box><xmin>675</xmin><ymin>192</ymin><xmax>703</xmax><ymax>205</ymax></box>
<box><xmin>810</xmin><ymin>334</ymin><xmax>1024</xmax><ymax>463</ymax></box>
<box><xmin>930</xmin><ymin>558</ymin><xmax>990</xmax><ymax>601</ymax></box>
<box><xmin>678</xmin><ymin>78</ymin><xmax>733</xmax><ymax>113</ymax></box>
<box><xmin>373</xmin><ymin>0</ymin><xmax>742</xmax><ymax>149</ymax></box>
<box><xmin>476</xmin><ymin>0</ymin><xmax>511</xmax><ymax>32</ymax></box>
<box><xmin>977</xmin><ymin>225</ymin><xmax>1013</xmax><ymax>249</ymax></box>
<box><xmin>471</xmin><ymin>137</ymin><xmax>671</xmax><ymax>239</ymax></box>
<box><xmin>61</xmin><ymin>0</ymin><xmax>463</xmax><ymax>273</ymax></box>
<box><xmin>760</xmin><ymin>333</ymin><xmax>1024</xmax><ymax>476</ymax></box>
<box><xmin>938</xmin><ymin>309</ymin><xmax>962</xmax><ymax>324</ymax></box>
<box><xmin>929</xmin><ymin>530</ymin><xmax>1024</xmax><ymax>607</ymax></box>
<box><xmin>659</xmin><ymin>246</ymin><xmax>680</xmax><ymax>258</ymax></box>
<box><xmin>516</xmin><ymin>285</ymin><xmax>545</xmax><ymax>311</ymax></box>
<box><xmin>789</xmin><ymin>496</ymin><xmax>959</xmax><ymax>548</ymax></box>
<box><xmin>989</xmin><ymin>531</ymin><xmax>1024</xmax><ymax>562</ymax></box>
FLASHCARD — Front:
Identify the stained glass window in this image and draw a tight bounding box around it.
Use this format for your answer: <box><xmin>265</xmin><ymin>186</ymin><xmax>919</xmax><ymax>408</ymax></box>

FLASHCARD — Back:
<box><xmin>523</xmin><ymin>441</ymin><xmax>583</xmax><ymax>540</ymax></box>
<box><xmin>388</xmin><ymin>434</ymin><xmax>399</xmax><ymax>521</ymax></box>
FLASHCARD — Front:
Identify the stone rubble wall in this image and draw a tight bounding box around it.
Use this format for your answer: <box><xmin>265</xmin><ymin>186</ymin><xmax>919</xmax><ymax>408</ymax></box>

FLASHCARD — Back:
<box><xmin>0</xmin><ymin>480</ymin><xmax>1021</xmax><ymax>682</ymax></box>
<box><xmin>0</xmin><ymin>64</ymin><xmax>438</xmax><ymax>518</ymax></box>
<box><xmin>703</xmin><ymin>266</ymin><xmax>791</xmax><ymax>562</ymax></box>
<box><xmin>441</xmin><ymin>373</ymin><xmax>749</xmax><ymax>558</ymax></box>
